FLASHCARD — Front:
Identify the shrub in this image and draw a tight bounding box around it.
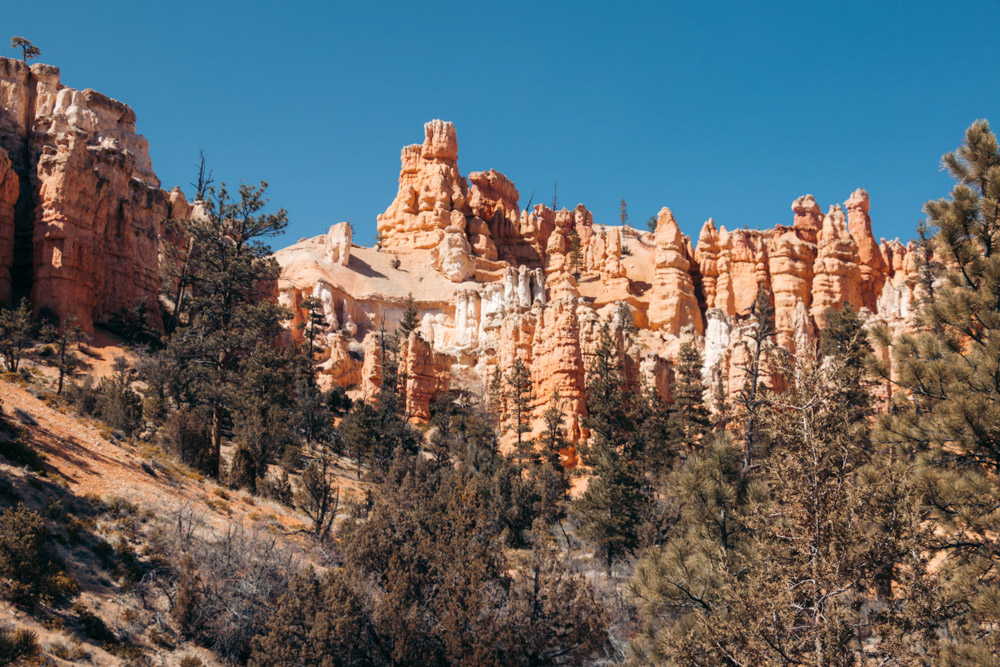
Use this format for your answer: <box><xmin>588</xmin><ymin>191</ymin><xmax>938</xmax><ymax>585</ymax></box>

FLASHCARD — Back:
<box><xmin>0</xmin><ymin>624</ymin><xmax>39</xmax><ymax>666</ymax></box>
<box><xmin>158</xmin><ymin>407</ymin><xmax>213</xmax><ymax>473</ymax></box>
<box><xmin>0</xmin><ymin>504</ymin><xmax>75</xmax><ymax>605</ymax></box>
<box><xmin>226</xmin><ymin>443</ymin><xmax>257</xmax><ymax>491</ymax></box>
<box><xmin>66</xmin><ymin>360</ymin><xmax>143</xmax><ymax>436</ymax></box>
<box><xmin>0</xmin><ymin>433</ymin><xmax>44</xmax><ymax>471</ymax></box>
<box><xmin>73</xmin><ymin>602</ymin><xmax>117</xmax><ymax>645</ymax></box>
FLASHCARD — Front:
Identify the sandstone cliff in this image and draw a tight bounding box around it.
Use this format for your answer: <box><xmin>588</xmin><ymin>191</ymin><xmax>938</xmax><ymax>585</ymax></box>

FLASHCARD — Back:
<box><xmin>278</xmin><ymin>120</ymin><xmax>919</xmax><ymax>446</ymax></box>
<box><xmin>0</xmin><ymin>57</ymin><xmax>188</xmax><ymax>332</ymax></box>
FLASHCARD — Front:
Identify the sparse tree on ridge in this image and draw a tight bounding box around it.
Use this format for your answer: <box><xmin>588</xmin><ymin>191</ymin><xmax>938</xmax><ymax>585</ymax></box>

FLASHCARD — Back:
<box><xmin>10</xmin><ymin>37</ymin><xmax>39</xmax><ymax>63</ymax></box>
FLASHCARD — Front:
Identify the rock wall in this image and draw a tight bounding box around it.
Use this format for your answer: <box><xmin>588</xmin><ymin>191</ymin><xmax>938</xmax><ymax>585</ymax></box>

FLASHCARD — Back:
<box><xmin>279</xmin><ymin>120</ymin><xmax>920</xmax><ymax>448</ymax></box>
<box><xmin>0</xmin><ymin>57</ymin><xmax>188</xmax><ymax>332</ymax></box>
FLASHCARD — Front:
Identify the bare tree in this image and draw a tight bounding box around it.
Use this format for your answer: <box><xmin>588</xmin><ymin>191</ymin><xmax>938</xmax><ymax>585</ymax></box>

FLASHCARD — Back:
<box><xmin>295</xmin><ymin>451</ymin><xmax>340</xmax><ymax>540</ymax></box>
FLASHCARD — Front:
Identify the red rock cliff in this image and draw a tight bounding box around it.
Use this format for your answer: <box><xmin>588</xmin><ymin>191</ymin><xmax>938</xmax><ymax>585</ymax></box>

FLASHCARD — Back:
<box><xmin>0</xmin><ymin>57</ymin><xmax>187</xmax><ymax>332</ymax></box>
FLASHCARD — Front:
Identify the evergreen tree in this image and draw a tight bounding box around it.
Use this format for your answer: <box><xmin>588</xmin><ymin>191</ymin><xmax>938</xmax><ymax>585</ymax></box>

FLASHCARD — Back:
<box><xmin>9</xmin><ymin>37</ymin><xmax>39</xmax><ymax>63</ymax></box>
<box><xmin>568</xmin><ymin>227</ymin><xmax>582</xmax><ymax>276</ymax></box>
<box><xmin>505</xmin><ymin>356</ymin><xmax>535</xmax><ymax>465</ymax></box>
<box><xmin>297</xmin><ymin>295</ymin><xmax>326</xmax><ymax>372</ymax></box>
<box><xmin>581</xmin><ymin>324</ymin><xmax>631</xmax><ymax>454</ymax></box>
<box><xmin>0</xmin><ymin>298</ymin><xmax>32</xmax><ymax>373</ymax></box>
<box><xmin>249</xmin><ymin>570</ymin><xmax>368</xmax><ymax>666</ymax></box>
<box><xmin>735</xmin><ymin>284</ymin><xmax>776</xmax><ymax>473</ymax></box>
<box><xmin>159</xmin><ymin>180</ymin><xmax>290</xmax><ymax>477</ymax></box>
<box><xmin>671</xmin><ymin>339</ymin><xmax>711</xmax><ymax>448</ymax></box>
<box><xmin>576</xmin><ymin>323</ymin><xmax>648</xmax><ymax>567</ymax></box>
<box><xmin>41</xmin><ymin>316</ymin><xmax>84</xmax><ymax>395</ymax></box>
<box><xmin>533</xmin><ymin>395</ymin><xmax>571</xmax><ymax>525</ymax></box>
<box><xmin>632</xmin><ymin>342</ymin><xmax>931</xmax><ymax>663</ymax></box>
<box><xmin>399</xmin><ymin>293</ymin><xmax>420</xmax><ymax>339</ymax></box>
<box><xmin>619</xmin><ymin>197</ymin><xmax>629</xmax><ymax>228</ymax></box>
<box><xmin>486</xmin><ymin>364</ymin><xmax>505</xmax><ymax>427</ymax></box>
<box><xmin>820</xmin><ymin>302</ymin><xmax>874</xmax><ymax>424</ymax></box>
<box><xmin>873</xmin><ymin>119</ymin><xmax>1000</xmax><ymax>661</ymax></box>
<box><xmin>339</xmin><ymin>326</ymin><xmax>418</xmax><ymax>479</ymax></box>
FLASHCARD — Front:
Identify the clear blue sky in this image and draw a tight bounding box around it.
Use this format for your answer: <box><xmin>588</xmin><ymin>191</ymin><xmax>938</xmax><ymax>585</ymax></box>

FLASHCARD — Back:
<box><xmin>7</xmin><ymin>1</ymin><xmax>998</xmax><ymax>247</ymax></box>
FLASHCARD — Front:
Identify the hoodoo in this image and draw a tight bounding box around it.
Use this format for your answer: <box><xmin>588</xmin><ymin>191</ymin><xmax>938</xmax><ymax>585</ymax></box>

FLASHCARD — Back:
<box><xmin>277</xmin><ymin>119</ymin><xmax>919</xmax><ymax>442</ymax></box>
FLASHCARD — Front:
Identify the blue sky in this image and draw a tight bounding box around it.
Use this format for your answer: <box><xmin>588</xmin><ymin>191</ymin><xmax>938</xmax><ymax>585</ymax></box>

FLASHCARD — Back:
<box><xmin>6</xmin><ymin>1</ymin><xmax>998</xmax><ymax>247</ymax></box>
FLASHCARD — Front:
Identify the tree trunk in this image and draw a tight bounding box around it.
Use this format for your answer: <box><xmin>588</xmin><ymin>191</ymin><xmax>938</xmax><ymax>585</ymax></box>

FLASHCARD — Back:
<box><xmin>211</xmin><ymin>405</ymin><xmax>222</xmax><ymax>478</ymax></box>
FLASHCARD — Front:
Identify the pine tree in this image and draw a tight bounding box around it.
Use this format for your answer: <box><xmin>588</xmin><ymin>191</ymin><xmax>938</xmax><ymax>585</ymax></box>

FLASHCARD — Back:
<box><xmin>819</xmin><ymin>302</ymin><xmax>874</xmax><ymax>424</ymax></box>
<box><xmin>0</xmin><ymin>298</ymin><xmax>32</xmax><ymax>373</ymax></box>
<box><xmin>533</xmin><ymin>395</ymin><xmax>571</xmax><ymax>525</ymax></box>
<box><xmin>297</xmin><ymin>295</ymin><xmax>326</xmax><ymax>370</ymax></box>
<box><xmin>576</xmin><ymin>323</ymin><xmax>648</xmax><ymax>567</ymax></box>
<box><xmin>619</xmin><ymin>198</ymin><xmax>629</xmax><ymax>228</ymax></box>
<box><xmin>568</xmin><ymin>227</ymin><xmax>582</xmax><ymax>276</ymax></box>
<box><xmin>9</xmin><ymin>37</ymin><xmax>39</xmax><ymax>63</ymax></box>
<box><xmin>399</xmin><ymin>292</ymin><xmax>420</xmax><ymax>338</ymax></box>
<box><xmin>506</xmin><ymin>356</ymin><xmax>535</xmax><ymax>465</ymax></box>
<box><xmin>486</xmin><ymin>364</ymin><xmax>505</xmax><ymax>428</ymax></box>
<box><xmin>671</xmin><ymin>338</ymin><xmax>711</xmax><ymax>448</ymax></box>
<box><xmin>41</xmin><ymin>316</ymin><xmax>85</xmax><ymax>395</ymax></box>
<box><xmin>632</xmin><ymin>337</ymin><xmax>931</xmax><ymax>663</ymax></box>
<box><xmin>873</xmin><ymin>120</ymin><xmax>1000</xmax><ymax>661</ymax></box>
<box><xmin>735</xmin><ymin>284</ymin><xmax>776</xmax><ymax>473</ymax></box>
<box><xmin>159</xmin><ymin>180</ymin><xmax>290</xmax><ymax>477</ymax></box>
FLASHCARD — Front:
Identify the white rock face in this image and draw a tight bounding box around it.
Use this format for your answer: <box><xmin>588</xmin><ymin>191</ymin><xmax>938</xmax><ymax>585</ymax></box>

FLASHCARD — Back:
<box><xmin>432</xmin><ymin>226</ymin><xmax>475</xmax><ymax>282</ymax></box>
<box><xmin>518</xmin><ymin>265</ymin><xmax>532</xmax><ymax>308</ymax></box>
<box><xmin>326</xmin><ymin>222</ymin><xmax>352</xmax><ymax>266</ymax></box>
<box><xmin>312</xmin><ymin>281</ymin><xmax>340</xmax><ymax>331</ymax></box>
<box><xmin>532</xmin><ymin>268</ymin><xmax>546</xmax><ymax>305</ymax></box>
<box><xmin>703</xmin><ymin>308</ymin><xmax>731</xmax><ymax>381</ymax></box>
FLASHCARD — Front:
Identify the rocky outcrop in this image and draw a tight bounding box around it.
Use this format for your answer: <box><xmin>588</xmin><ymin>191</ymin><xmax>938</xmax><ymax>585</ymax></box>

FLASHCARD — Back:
<box><xmin>811</xmin><ymin>204</ymin><xmax>862</xmax><ymax>325</ymax></box>
<box><xmin>0</xmin><ymin>147</ymin><xmax>17</xmax><ymax>303</ymax></box>
<box><xmin>0</xmin><ymin>57</ymin><xmax>189</xmax><ymax>332</ymax></box>
<box><xmin>647</xmin><ymin>207</ymin><xmax>703</xmax><ymax>335</ymax></box>
<box><xmin>326</xmin><ymin>222</ymin><xmax>352</xmax><ymax>266</ymax></box>
<box><xmin>768</xmin><ymin>229</ymin><xmax>814</xmax><ymax>351</ymax></box>
<box><xmin>377</xmin><ymin>120</ymin><xmax>470</xmax><ymax>252</ymax></box>
<box><xmin>845</xmin><ymin>188</ymin><xmax>887</xmax><ymax>310</ymax></box>
<box><xmin>276</xmin><ymin>120</ymin><xmax>919</xmax><ymax>447</ymax></box>
<box><xmin>792</xmin><ymin>194</ymin><xmax>823</xmax><ymax>244</ymax></box>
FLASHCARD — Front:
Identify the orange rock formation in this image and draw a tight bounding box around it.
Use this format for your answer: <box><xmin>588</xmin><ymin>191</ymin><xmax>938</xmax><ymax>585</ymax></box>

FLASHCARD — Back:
<box><xmin>278</xmin><ymin>120</ymin><xmax>919</xmax><ymax>445</ymax></box>
<box><xmin>0</xmin><ymin>57</ymin><xmax>190</xmax><ymax>332</ymax></box>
